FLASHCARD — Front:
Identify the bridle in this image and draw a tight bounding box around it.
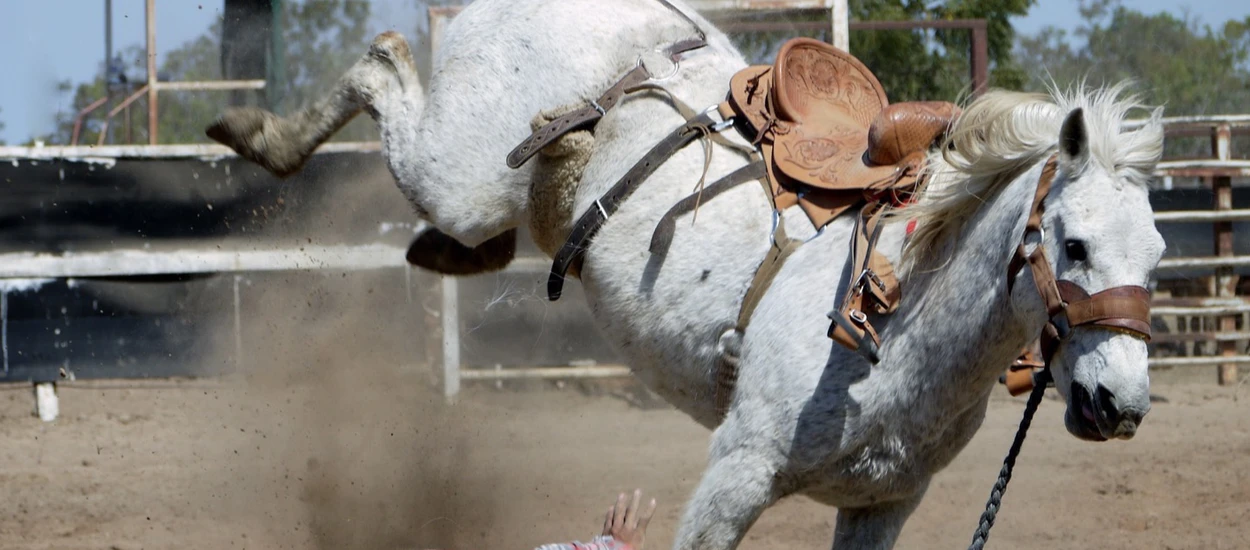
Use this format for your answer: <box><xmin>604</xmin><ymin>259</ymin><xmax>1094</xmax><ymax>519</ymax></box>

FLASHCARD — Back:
<box><xmin>1005</xmin><ymin>153</ymin><xmax>1153</xmax><ymax>386</ymax></box>
<box><xmin>967</xmin><ymin>152</ymin><xmax>1154</xmax><ymax>550</ymax></box>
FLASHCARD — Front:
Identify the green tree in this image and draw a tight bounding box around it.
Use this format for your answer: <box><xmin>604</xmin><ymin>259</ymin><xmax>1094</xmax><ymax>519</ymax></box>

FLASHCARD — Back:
<box><xmin>43</xmin><ymin>0</ymin><xmax>375</xmax><ymax>146</ymax></box>
<box><xmin>409</xmin><ymin>0</ymin><xmax>1031</xmax><ymax>104</ymax></box>
<box><xmin>847</xmin><ymin>0</ymin><xmax>1033</xmax><ymax>100</ymax></box>
<box><xmin>1016</xmin><ymin>0</ymin><xmax>1250</xmax><ymax>116</ymax></box>
<box><xmin>724</xmin><ymin>0</ymin><xmax>1033</xmax><ymax>102</ymax></box>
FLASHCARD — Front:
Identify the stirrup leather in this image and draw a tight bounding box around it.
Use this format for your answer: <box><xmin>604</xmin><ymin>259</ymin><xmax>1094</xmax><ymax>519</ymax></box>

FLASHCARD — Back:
<box><xmin>827</xmin><ymin>202</ymin><xmax>899</xmax><ymax>364</ymax></box>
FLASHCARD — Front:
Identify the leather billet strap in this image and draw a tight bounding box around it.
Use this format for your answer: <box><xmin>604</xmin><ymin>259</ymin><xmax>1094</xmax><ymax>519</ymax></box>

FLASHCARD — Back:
<box><xmin>548</xmin><ymin>110</ymin><xmax>730</xmax><ymax>301</ymax></box>
<box><xmin>649</xmin><ymin>161</ymin><xmax>767</xmax><ymax>256</ymax></box>
<box><xmin>1003</xmin><ymin>155</ymin><xmax>1065</xmax><ymax>395</ymax></box>
<box><xmin>506</xmin><ymin>66</ymin><xmax>650</xmax><ymax>169</ymax></box>
<box><xmin>506</xmin><ymin>38</ymin><xmax>708</xmax><ymax>169</ymax></box>
<box><xmin>1004</xmin><ymin>347</ymin><xmax>1046</xmax><ymax>396</ymax></box>
<box><xmin>654</xmin><ymin>0</ymin><xmax>708</xmax><ymax>42</ymax></box>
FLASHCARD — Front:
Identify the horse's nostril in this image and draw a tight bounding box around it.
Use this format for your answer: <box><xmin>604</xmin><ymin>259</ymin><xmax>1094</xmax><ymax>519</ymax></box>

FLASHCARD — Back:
<box><xmin>1094</xmin><ymin>384</ymin><xmax>1119</xmax><ymax>422</ymax></box>
<box><xmin>1121</xmin><ymin>407</ymin><xmax>1145</xmax><ymax>426</ymax></box>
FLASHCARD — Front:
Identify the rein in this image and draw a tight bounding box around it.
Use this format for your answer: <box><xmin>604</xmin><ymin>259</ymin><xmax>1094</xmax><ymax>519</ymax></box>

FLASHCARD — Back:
<box><xmin>966</xmin><ymin>153</ymin><xmax>1153</xmax><ymax>549</ymax></box>
<box><xmin>967</xmin><ymin>367</ymin><xmax>1051</xmax><ymax>550</ymax></box>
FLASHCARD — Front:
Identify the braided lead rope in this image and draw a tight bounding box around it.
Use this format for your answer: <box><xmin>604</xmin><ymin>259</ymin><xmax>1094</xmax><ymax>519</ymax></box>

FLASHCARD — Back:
<box><xmin>967</xmin><ymin>368</ymin><xmax>1052</xmax><ymax>550</ymax></box>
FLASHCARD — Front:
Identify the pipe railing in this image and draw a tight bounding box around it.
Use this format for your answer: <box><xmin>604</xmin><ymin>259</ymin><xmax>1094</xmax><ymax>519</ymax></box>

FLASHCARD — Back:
<box><xmin>70</xmin><ymin>96</ymin><xmax>111</xmax><ymax>146</ymax></box>
<box><xmin>71</xmin><ymin>1</ymin><xmax>268</xmax><ymax>146</ymax></box>
<box><xmin>24</xmin><ymin>5</ymin><xmax>1250</xmax><ymax>393</ymax></box>
<box><xmin>95</xmin><ymin>85</ymin><xmax>150</xmax><ymax>147</ymax></box>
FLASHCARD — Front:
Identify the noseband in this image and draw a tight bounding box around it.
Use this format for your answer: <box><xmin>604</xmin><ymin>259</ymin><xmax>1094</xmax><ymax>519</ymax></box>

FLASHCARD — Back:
<box><xmin>1003</xmin><ymin>154</ymin><xmax>1153</xmax><ymax>393</ymax></box>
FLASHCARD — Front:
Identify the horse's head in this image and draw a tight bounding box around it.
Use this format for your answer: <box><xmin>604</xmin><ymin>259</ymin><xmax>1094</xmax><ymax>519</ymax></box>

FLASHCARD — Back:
<box><xmin>1034</xmin><ymin>100</ymin><xmax>1165</xmax><ymax>442</ymax></box>
<box><xmin>904</xmin><ymin>85</ymin><xmax>1166</xmax><ymax>442</ymax></box>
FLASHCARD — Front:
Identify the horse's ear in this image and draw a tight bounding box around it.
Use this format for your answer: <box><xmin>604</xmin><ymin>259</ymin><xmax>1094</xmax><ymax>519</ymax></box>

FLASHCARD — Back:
<box><xmin>1059</xmin><ymin>107</ymin><xmax>1088</xmax><ymax>166</ymax></box>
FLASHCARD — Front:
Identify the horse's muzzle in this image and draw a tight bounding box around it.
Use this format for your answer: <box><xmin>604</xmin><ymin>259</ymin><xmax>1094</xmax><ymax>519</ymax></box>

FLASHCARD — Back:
<box><xmin>1067</xmin><ymin>381</ymin><xmax>1147</xmax><ymax>441</ymax></box>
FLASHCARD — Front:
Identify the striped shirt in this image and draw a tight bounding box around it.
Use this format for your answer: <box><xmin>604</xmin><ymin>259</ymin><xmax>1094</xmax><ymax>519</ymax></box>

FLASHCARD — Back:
<box><xmin>534</xmin><ymin>535</ymin><xmax>633</xmax><ymax>550</ymax></box>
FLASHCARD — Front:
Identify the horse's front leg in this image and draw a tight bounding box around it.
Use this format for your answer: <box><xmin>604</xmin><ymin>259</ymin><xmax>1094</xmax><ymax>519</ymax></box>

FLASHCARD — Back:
<box><xmin>830</xmin><ymin>488</ymin><xmax>927</xmax><ymax>550</ymax></box>
<box><xmin>672</xmin><ymin>420</ymin><xmax>789</xmax><ymax>550</ymax></box>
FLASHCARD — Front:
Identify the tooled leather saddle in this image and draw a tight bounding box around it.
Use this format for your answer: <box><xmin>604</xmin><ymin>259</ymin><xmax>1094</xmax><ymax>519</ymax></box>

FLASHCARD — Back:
<box><xmin>725</xmin><ymin>37</ymin><xmax>960</xmax><ymax>229</ymax></box>
<box><xmin>720</xmin><ymin>37</ymin><xmax>960</xmax><ymax>359</ymax></box>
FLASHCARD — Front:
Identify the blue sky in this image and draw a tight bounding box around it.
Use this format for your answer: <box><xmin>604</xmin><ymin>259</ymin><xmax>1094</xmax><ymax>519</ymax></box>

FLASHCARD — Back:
<box><xmin>0</xmin><ymin>0</ymin><xmax>1245</xmax><ymax>144</ymax></box>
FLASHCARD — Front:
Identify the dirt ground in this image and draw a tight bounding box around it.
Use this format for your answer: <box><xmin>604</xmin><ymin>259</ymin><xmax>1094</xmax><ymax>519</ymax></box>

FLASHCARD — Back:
<box><xmin>0</xmin><ymin>369</ymin><xmax>1247</xmax><ymax>550</ymax></box>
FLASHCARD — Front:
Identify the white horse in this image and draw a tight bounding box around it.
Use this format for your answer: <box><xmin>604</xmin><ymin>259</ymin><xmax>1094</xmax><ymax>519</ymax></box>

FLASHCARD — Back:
<box><xmin>205</xmin><ymin>1</ymin><xmax>1165</xmax><ymax>548</ymax></box>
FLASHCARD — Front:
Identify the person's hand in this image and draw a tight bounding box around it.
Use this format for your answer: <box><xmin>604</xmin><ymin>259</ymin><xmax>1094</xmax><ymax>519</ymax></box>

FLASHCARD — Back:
<box><xmin>601</xmin><ymin>489</ymin><xmax>657</xmax><ymax>550</ymax></box>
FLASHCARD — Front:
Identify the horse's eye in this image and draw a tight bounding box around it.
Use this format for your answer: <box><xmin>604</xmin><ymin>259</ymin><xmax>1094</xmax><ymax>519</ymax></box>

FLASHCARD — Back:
<box><xmin>1064</xmin><ymin>239</ymin><xmax>1088</xmax><ymax>262</ymax></box>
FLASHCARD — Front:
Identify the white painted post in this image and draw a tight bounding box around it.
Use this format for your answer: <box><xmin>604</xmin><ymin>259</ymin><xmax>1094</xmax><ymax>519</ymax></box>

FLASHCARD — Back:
<box><xmin>429</xmin><ymin>7</ymin><xmax>452</xmax><ymax>56</ymax></box>
<box><xmin>34</xmin><ymin>382</ymin><xmax>58</xmax><ymax>422</ymax></box>
<box><xmin>233</xmin><ymin>275</ymin><xmax>244</xmax><ymax>371</ymax></box>
<box><xmin>441</xmin><ymin>275</ymin><xmax>460</xmax><ymax>403</ymax></box>
<box><xmin>829</xmin><ymin>0</ymin><xmax>850</xmax><ymax>52</ymax></box>
<box><xmin>1</xmin><ymin>290</ymin><xmax>7</xmax><ymax>375</ymax></box>
<box><xmin>404</xmin><ymin>263</ymin><xmax>413</xmax><ymax>304</ymax></box>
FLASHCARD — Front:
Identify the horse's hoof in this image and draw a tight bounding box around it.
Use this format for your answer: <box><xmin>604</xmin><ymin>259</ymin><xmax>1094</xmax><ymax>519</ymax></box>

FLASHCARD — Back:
<box><xmin>205</xmin><ymin>108</ymin><xmax>265</xmax><ymax>146</ymax></box>
<box><xmin>205</xmin><ymin>107</ymin><xmax>308</xmax><ymax>178</ymax></box>
<box><xmin>369</xmin><ymin>31</ymin><xmax>416</xmax><ymax>71</ymax></box>
<box><xmin>405</xmin><ymin>228</ymin><xmax>517</xmax><ymax>275</ymax></box>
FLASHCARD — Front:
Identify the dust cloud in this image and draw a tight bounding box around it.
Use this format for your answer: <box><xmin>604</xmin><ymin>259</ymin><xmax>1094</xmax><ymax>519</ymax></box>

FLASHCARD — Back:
<box><xmin>184</xmin><ymin>148</ymin><xmax>506</xmax><ymax>550</ymax></box>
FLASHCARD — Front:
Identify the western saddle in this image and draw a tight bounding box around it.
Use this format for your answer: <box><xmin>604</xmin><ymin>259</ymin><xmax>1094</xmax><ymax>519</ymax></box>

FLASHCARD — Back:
<box><xmin>724</xmin><ymin>38</ymin><xmax>959</xmax><ymax>229</ymax></box>
<box><xmin>508</xmin><ymin>33</ymin><xmax>1047</xmax><ymax>422</ymax></box>
<box><xmin>718</xmin><ymin>37</ymin><xmax>960</xmax><ymax>364</ymax></box>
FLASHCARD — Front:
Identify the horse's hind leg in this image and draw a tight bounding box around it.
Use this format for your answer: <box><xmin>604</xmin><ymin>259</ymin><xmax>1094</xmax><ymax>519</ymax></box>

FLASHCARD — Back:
<box><xmin>206</xmin><ymin>31</ymin><xmax>419</xmax><ymax>178</ymax></box>
<box><xmin>673</xmin><ymin>428</ymin><xmax>787</xmax><ymax>550</ymax></box>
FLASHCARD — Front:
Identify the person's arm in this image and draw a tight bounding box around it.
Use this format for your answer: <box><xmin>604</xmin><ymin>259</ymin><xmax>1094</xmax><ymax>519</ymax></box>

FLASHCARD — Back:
<box><xmin>533</xmin><ymin>490</ymin><xmax>656</xmax><ymax>550</ymax></box>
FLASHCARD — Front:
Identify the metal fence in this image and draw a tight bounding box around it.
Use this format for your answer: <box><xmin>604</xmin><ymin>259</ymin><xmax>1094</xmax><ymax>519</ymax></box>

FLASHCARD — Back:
<box><xmin>2</xmin><ymin>119</ymin><xmax>1247</xmax><ymax>412</ymax></box>
<box><xmin>3</xmin><ymin>4</ymin><xmax>1246</xmax><ymax>417</ymax></box>
<box><xmin>1140</xmin><ymin>115</ymin><xmax>1250</xmax><ymax>383</ymax></box>
<box><xmin>432</xmin><ymin>115</ymin><xmax>1250</xmax><ymax>399</ymax></box>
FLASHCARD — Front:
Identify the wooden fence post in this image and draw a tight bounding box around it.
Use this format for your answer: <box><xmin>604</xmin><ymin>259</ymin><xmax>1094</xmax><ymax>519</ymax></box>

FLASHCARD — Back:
<box><xmin>1212</xmin><ymin>124</ymin><xmax>1239</xmax><ymax>384</ymax></box>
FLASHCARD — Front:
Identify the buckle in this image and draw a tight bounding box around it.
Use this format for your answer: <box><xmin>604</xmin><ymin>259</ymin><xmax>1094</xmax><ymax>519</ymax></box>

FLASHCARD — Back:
<box><xmin>827</xmin><ymin>308</ymin><xmax>881</xmax><ymax>365</ymax></box>
<box><xmin>849</xmin><ymin>309</ymin><xmax>867</xmax><ymax>324</ymax></box>
<box><xmin>702</xmin><ymin>104</ymin><xmax>736</xmax><ymax>132</ymax></box>
<box><xmin>853</xmin><ymin>268</ymin><xmax>887</xmax><ymax>296</ymax></box>
<box><xmin>1021</xmin><ymin>226</ymin><xmax>1045</xmax><ymax>255</ymax></box>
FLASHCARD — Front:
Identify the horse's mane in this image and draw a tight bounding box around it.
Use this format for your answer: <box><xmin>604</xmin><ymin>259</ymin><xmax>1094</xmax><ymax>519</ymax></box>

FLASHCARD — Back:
<box><xmin>899</xmin><ymin>80</ymin><xmax>1164</xmax><ymax>271</ymax></box>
